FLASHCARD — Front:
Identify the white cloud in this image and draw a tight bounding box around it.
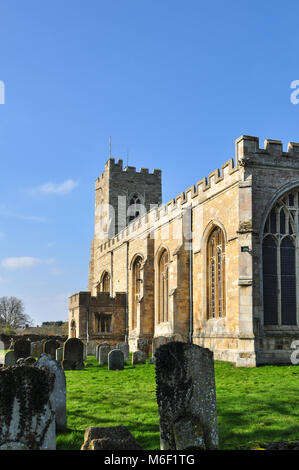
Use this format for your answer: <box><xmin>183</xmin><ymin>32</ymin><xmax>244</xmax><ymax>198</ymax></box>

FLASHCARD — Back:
<box><xmin>1</xmin><ymin>257</ymin><xmax>55</xmax><ymax>270</ymax></box>
<box><xmin>30</xmin><ymin>179</ymin><xmax>79</xmax><ymax>195</ymax></box>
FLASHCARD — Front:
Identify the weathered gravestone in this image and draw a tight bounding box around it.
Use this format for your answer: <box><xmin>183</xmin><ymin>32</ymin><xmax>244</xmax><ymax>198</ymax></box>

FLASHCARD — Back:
<box><xmin>30</xmin><ymin>341</ymin><xmax>43</xmax><ymax>358</ymax></box>
<box><xmin>56</xmin><ymin>347</ymin><xmax>63</xmax><ymax>362</ymax></box>
<box><xmin>132</xmin><ymin>350</ymin><xmax>146</xmax><ymax>365</ymax></box>
<box><xmin>149</xmin><ymin>356</ymin><xmax>156</xmax><ymax>364</ymax></box>
<box><xmin>4</xmin><ymin>350</ymin><xmax>16</xmax><ymax>367</ymax></box>
<box><xmin>96</xmin><ymin>343</ymin><xmax>110</xmax><ymax>361</ymax></box>
<box><xmin>14</xmin><ymin>338</ymin><xmax>31</xmax><ymax>360</ymax></box>
<box><xmin>137</xmin><ymin>338</ymin><xmax>150</xmax><ymax>358</ymax></box>
<box><xmin>0</xmin><ymin>365</ymin><xmax>56</xmax><ymax>450</ymax></box>
<box><xmin>99</xmin><ymin>345</ymin><xmax>112</xmax><ymax>366</ymax></box>
<box><xmin>152</xmin><ymin>336</ymin><xmax>170</xmax><ymax>356</ymax></box>
<box><xmin>155</xmin><ymin>342</ymin><xmax>218</xmax><ymax>450</ymax></box>
<box><xmin>86</xmin><ymin>341</ymin><xmax>97</xmax><ymax>355</ymax></box>
<box><xmin>81</xmin><ymin>426</ymin><xmax>142</xmax><ymax>450</ymax></box>
<box><xmin>62</xmin><ymin>338</ymin><xmax>84</xmax><ymax>370</ymax></box>
<box><xmin>36</xmin><ymin>354</ymin><xmax>67</xmax><ymax>432</ymax></box>
<box><xmin>117</xmin><ymin>342</ymin><xmax>130</xmax><ymax>361</ymax></box>
<box><xmin>43</xmin><ymin>339</ymin><xmax>60</xmax><ymax>360</ymax></box>
<box><xmin>108</xmin><ymin>349</ymin><xmax>124</xmax><ymax>371</ymax></box>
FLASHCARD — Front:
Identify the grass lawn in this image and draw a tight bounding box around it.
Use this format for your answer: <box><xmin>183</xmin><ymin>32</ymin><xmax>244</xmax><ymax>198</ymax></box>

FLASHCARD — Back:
<box><xmin>56</xmin><ymin>356</ymin><xmax>299</xmax><ymax>450</ymax></box>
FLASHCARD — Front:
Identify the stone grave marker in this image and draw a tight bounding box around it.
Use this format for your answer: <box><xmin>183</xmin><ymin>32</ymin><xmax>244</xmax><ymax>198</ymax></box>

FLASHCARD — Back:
<box><xmin>0</xmin><ymin>365</ymin><xmax>56</xmax><ymax>450</ymax></box>
<box><xmin>4</xmin><ymin>350</ymin><xmax>16</xmax><ymax>367</ymax></box>
<box><xmin>155</xmin><ymin>341</ymin><xmax>219</xmax><ymax>450</ymax></box>
<box><xmin>132</xmin><ymin>350</ymin><xmax>146</xmax><ymax>365</ymax></box>
<box><xmin>43</xmin><ymin>339</ymin><xmax>60</xmax><ymax>360</ymax></box>
<box><xmin>62</xmin><ymin>338</ymin><xmax>84</xmax><ymax>370</ymax></box>
<box><xmin>117</xmin><ymin>342</ymin><xmax>129</xmax><ymax>361</ymax></box>
<box><xmin>36</xmin><ymin>354</ymin><xmax>67</xmax><ymax>432</ymax></box>
<box><xmin>14</xmin><ymin>338</ymin><xmax>31</xmax><ymax>360</ymax></box>
<box><xmin>30</xmin><ymin>341</ymin><xmax>43</xmax><ymax>358</ymax></box>
<box><xmin>99</xmin><ymin>345</ymin><xmax>111</xmax><ymax>366</ymax></box>
<box><xmin>81</xmin><ymin>426</ymin><xmax>142</xmax><ymax>450</ymax></box>
<box><xmin>108</xmin><ymin>349</ymin><xmax>124</xmax><ymax>371</ymax></box>
<box><xmin>56</xmin><ymin>347</ymin><xmax>63</xmax><ymax>362</ymax></box>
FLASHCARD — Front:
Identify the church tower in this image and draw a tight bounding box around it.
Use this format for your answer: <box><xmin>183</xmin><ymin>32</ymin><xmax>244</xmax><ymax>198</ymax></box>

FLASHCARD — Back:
<box><xmin>88</xmin><ymin>155</ymin><xmax>162</xmax><ymax>290</ymax></box>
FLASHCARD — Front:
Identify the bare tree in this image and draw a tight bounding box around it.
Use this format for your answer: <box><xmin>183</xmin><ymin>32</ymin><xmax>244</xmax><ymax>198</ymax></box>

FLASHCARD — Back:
<box><xmin>0</xmin><ymin>297</ymin><xmax>33</xmax><ymax>331</ymax></box>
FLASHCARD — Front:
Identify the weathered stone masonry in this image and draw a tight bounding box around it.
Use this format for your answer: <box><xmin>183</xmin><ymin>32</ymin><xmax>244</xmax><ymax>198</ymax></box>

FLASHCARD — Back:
<box><xmin>69</xmin><ymin>135</ymin><xmax>299</xmax><ymax>366</ymax></box>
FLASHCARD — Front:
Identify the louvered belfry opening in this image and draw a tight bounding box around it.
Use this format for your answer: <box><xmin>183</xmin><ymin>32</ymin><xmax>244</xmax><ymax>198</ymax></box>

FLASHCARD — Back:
<box><xmin>263</xmin><ymin>189</ymin><xmax>298</xmax><ymax>326</ymax></box>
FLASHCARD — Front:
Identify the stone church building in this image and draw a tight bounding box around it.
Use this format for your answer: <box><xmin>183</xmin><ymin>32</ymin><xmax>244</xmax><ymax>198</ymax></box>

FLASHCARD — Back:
<box><xmin>69</xmin><ymin>135</ymin><xmax>299</xmax><ymax>367</ymax></box>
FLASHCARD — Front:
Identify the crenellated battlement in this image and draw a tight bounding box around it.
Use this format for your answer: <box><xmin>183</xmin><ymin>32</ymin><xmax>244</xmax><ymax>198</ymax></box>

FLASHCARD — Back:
<box><xmin>96</xmin><ymin>134</ymin><xmax>299</xmax><ymax>256</ymax></box>
<box><xmin>96</xmin><ymin>148</ymin><xmax>240</xmax><ymax>255</ymax></box>
<box><xmin>95</xmin><ymin>157</ymin><xmax>161</xmax><ymax>184</ymax></box>
<box><xmin>236</xmin><ymin>135</ymin><xmax>299</xmax><ymax>165</ymax></box>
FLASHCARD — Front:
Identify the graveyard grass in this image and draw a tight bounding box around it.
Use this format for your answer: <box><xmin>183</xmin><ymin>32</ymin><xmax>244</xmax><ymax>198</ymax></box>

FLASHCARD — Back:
<box><xmin>56</xmin><ymin>356</ymin><xmax>299</xmax><ymax>450</ymax></box>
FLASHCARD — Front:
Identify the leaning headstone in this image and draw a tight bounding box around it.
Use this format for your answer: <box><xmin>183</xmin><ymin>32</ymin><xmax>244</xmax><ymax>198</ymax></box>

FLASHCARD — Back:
<box><xmin>36</xmin><ymin>354</ymin><xmax>67</xmax><ymax>432</ymax></box>
<box><xmin>99</xmin><ymin>345</ymin><xmax>111</xmax><ymax>366</ymax></box>
<box><xmin>137</xmin><ymin>339</ymin><xmax>150</xmax><ymax>358</ymax></box>
<box><xmin>81</xmin><ymin>426</ymin><xmax>142</xmax><ymax>450</ymax></box>
<box><xmin>43</xmin><ymin>339</ymin><xmax>60</xmax><ymax>360</ymax></box>
<box><xmin>14</xmin><ymin>338</ymin><xmax>31</xmax><ymax>360</ymax></box>
<box><xmin>108</xmin><ymin>349</ymin><xmax>124</xmax><ymax>371</ymax></box>
<box><xmin>0</xmin><ymin>365</ymin><xmax>56</xmax><ymax>449</ymax></box>
<box><xmin>62</xmin><ymin>338</ymin><xmax>84</xmax><ymax>370</ymax></box>
<box><xmin>155</xmin><ymin>342</ymin><xmax>218</xmax><ymax>450</ymax></box>
<box><xmin>31</xmin><ymin>341</ymin><xmax>43</xmax><ymax>358</ymax></box>
<box><xmin>56</xmin><ymin>347</ymin><xmax>63</xmax><ymax>362</ymax></box>
<box><xmin>4</xmin><ymin>350</ymin><xmax>16</xmax><ymax>367</ymax></box>
<box><xmin>117</xmin><ymin>342</ymin><xmax>129</xmax><ymax>361</ymax></box>
<box><xmin>132</xmin><ymin>350</ymin><xmax>146</xmax><ymax>365</ymax></box>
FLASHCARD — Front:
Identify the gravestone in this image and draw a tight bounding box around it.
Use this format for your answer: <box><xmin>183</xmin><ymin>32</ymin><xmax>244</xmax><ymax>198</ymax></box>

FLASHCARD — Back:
<box><xmin>36</xmin><ymin>354</ymin><xmax>67</xmax><ymax>432</ymax></box>
<box><xmin>81</xmin><ymin>426</ymin><xmax>142</xmax><ymax>450</ymax></box>
<box><xmin>4</xmin><ymin>350</ymin><xmax>16</xmax><ymax>367</ymax></box>
<box><xmin>56</xmin><ymin>347</ymin><xmax>63</xmax><ymax>362</ymax></box>
<box><xmin>108</xmin><ymin>349</ymin><xmax>124</xmax><ymax>371</ymax></box>
<box><xmin>152</xmin><ymin>336</ymin><xmax>169</xmax><ymax>356</ymax></box>
<box><xmin>43</xmin><ymin>339</ymin><xmax>60</xmax><ymax>360</ymax></box>
<box><xmin>62</xmin><ymin>338</ymin><xmax>84</xmax><ymax>370</ymax></box>
<box><xmin>14</xmin><ymin>338</ymin><xmax>31</xmax><ymax>360</ymax></box>
<box><xmin>117</xmin><ymin>342</ymin><xmax>130</xmax><ymax>361</ymax></box>
<box><xmin>86</xmin><ymin>341</ymin><xmax>97</xmax><ymax>355</ymax></box>
<box><xmin>0</xmin><ymin>365</ymin><xmax>56</xmax><ymax>450</ymax></box>
<box><xmin>155</xmin><ymin>342</ymin><xmax>218</xmax><ymax>450</ymax></box>
<box><xmin>99</xmin><ymin>345</ymin><xmax>111</xmax><ymax>366</ymax></box>
<box><xmin>96</xmin><ymin>343</ymin><xmax>110</xmax><ymax>361</ymax></box>
<box><xmin>31</xmin><ymin>341</ymin><xmax>43</xmax><ymax>358</ymax></box>
<box><xmin>132</xmin><ymin>350</ymin><xmax>146</xmax><ymax>365</ymax></box>
<box><xmin>149</xmin><ymin>356</ymin><xmax>156</xmax><ymax>365</ymax></box>
<box><xmin>137</xmin><ymin>339</ymin><xmax>150</xmax><ymax>358</ymax></box>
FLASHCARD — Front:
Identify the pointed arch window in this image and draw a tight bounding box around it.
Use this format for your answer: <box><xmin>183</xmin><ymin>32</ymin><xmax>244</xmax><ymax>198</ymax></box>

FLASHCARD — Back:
<box><xmin>207</xmin><ymin>227</ymin><xmax>226</xmax><ymax>319</ymax></box>
<box><xmin>158</xmin><ymin>249</ymin><xmax>169</xmax><ymax>323</ymax></box>
<box><xmin>132</xmin><ymin>256</ymin><xmax>143</xmax><ymax>329</ymax></box>
<box><xmin>263</xmin><ymin>189</ymin><xmax>298</xmax><ymax>326</ymax></box>
<box><xmin>98</xmin><ymin>271</ymin><xmax>110</xmax><ymax>294</ymax></box>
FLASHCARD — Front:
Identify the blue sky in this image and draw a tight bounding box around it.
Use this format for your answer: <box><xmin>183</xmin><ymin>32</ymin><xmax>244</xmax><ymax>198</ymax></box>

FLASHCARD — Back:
<box><xmin>0</xmin><ymin>0</ymin><xmax>299</xmax><ymax>325</ymax></box>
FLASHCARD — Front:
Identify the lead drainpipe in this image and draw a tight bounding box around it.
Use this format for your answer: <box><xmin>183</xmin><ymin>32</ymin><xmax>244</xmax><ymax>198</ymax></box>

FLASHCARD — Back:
<box><xmin>188</xmin><ymin>205</ymin><xmax>193</xmax><ymax>345</ymax></box>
